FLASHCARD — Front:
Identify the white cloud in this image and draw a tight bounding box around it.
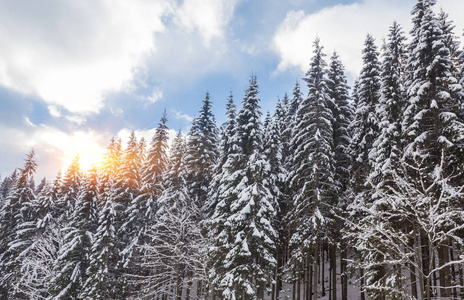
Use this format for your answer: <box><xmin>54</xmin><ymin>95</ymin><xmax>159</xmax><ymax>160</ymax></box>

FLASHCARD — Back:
<box><xmin>0</xmin><ymin>0</ymin><xmax>243</xmax><ymax>116</ymax></box>
<box><xmin>176</xmin><ymin>0</ymin><xmax>240</xmax><ymax>45</ymax></box>
<box><xmin>48</xmin><ymin>105</ymin><xmax>61</xmax><ymax>118</ymax></box>
<box><xmin>0</xmin><ymin>0</ymin><xmax>171</xmax><ymax>115</ymax></box>
<box><xmin>171</xmin><ymin>109</ymin><xmax>194</xmax><ymax>123</ymax></box>
<box><xmin>147</xmin><ymin>87</ymin><xmax>163</xmax><ymax>104</ymax></box>
<box><xmin>65</xmin><ymin>115</ymin><xmax>86</xmax><ymax>125</ymax></box>
<box><xmin>273</xmin><ymin>0</ymin><xmax>464</xmax><ymax>78</ymax></box>
<box><xmin>23</xmin><ymin>116</ymin><xmax>36</xmax><ymax>128</ymax></box>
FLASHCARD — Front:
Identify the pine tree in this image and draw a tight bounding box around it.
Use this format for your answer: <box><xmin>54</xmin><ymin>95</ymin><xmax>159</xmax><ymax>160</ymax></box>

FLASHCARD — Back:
<box><xmin>50</xmin><ymin>171</ymin><xmax>99</xmax><ymax>299</ymax></box>
<box><xmin>136</xmin><ymin>132</ymin><xmax>207</xmax><ymax>300</ymax></box>
<box><xmin>264</xmin><ymin>100</ymin><xmax>288</xmax><ymax>299</ymax></box>
<box><xmin>288</xmin><ymin>39</ymin><xmax>335</xmax><ymax>298</ymax></box>
<box><xmin>0</xmin><ymin>151</ymin><xmax>37</xmax><ymax>298</ymax></box>
<box><xmin>218</xmin><ymin>92</ymin><xmax>237</xmax><ymax>169</ymax></box>
<box><xmin>207</xmin><ymin>93</ymin><xmax>237</xmax><ymax>221</ymax></box>
<box><xmin>140</xmin><ymin>111</ymin><xmax>169</xmax><ymax>201</ymax></box>
<box><xmin>82</xmin><ymin>193</ymin><xmax>120</xmax><ymax>299</ymax></box>
<box><xmin>349</xmin><ymin>34</ymin><xmax>382</xmax><ymax>192</ymax></box>
<box><xmin>214</xmin><ymin>75</ymin><xmax>277</xmax><ymax>299</ymax></box>
<box><xmin>326</xmin><ymin>50</ymin><xmax>353</xmax><ymax>300</ymax></box>
<box><xmin>123</xmin><ymin>113</ymin><xmax>169</xmax><ymax>280</ymax></box>
<box><xmin>184</xmin><ymin>92</ymin><xmax>219</xmax><ymax>211</ymax></box>
<box><xmin>207</xmin><ymin>94</ymin><xmax>241</xmax><ymax>299</ymax></box>
<box><xmin>369</xmin><ymin>22</ymin><xmax>407</xmax><ymax>186</ymax></box>
<box><xmin>401</xmin><ymin>1</ymin><xmax>464</xmax><ymax>297</ymax></box>
<box><xmin>0</xmin><ymin>170</ymin><xmax>18</xmax><ymax>204</ymax></box>
<box><xmin>82</xmin><ymin>137</ymin><xmax>126</xmax><ymax>299</ymax></box>
<box><xmin>59</xmin><ymin>156</ymin><xmax>83</xmax><ymax>215</ymax></box>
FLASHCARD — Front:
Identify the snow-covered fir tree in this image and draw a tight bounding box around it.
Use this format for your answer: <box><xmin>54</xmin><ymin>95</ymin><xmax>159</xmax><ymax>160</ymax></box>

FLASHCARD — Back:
<box><xmin>123</xmin><ymin>112</ymin><xmax>169</xmax><ymax>282</ymax></box>
<box><xmin>136</xmin><ymin>131</ymin><xmax>207</xmax><ymax>300</ymax></box>
<box><xmin>400</xmin><ymin>0</ymin><xmax>464</xmax><ymax>297</ymax></box>
<box><xmin>50</xmin><ymin>170</ymin><xmax>98</xmax><ymax>299</ymax></box>
<box><xmin>264</xmin><ymin>100</ymin><xmax>289</xmax><ymax>299</ymax></box>
<box><xmin>326</xmin><ymin>50</ymin><xmax>353</xmax><ymax>300</ymax></box>
<box><xmin>288</xmin><ymin>39</ymin><xmax>335</xmax><ymax>299</ymax></box>
<box><xmin>211</xmin><ymin>75</ymin><xmax>277</xmax><ymax>299</ymax></box>
<box><xmin>184</xmin><ymin>92</ymin><xmax>219</xmax><ymax>212</ymax></box>
<box><xmin>351</xmin><ymin>21</ymin><xmax>409</xmax><ymax>299</ymax></box>
<box><xmin>0</xmin><ymin>151</ymin><xmax>37</xmax><ymax>298</ymax></box>
<box><xmin>349</xmin><ymin>34</ymin><xmax>382</xmax><ymax>193</ymax></box>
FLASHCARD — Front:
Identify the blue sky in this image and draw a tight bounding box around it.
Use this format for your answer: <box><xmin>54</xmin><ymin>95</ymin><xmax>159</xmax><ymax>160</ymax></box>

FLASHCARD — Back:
<box><xmin>0</xmin><ymin>0</ymin><xmax>463</xmax><ymax>181</ymax></box>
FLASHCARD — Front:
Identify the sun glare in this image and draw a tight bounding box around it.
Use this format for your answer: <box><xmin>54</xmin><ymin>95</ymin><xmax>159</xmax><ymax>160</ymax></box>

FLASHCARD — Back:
<box><xmin>59</xmin><ymin>131</ymin><xmax>106</xmax><ymax>172</ymax></box>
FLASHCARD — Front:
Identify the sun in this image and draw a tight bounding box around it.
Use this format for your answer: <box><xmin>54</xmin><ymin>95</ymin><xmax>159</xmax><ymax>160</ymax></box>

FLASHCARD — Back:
<box><xmin>59</xmin><ymin>131</ymin><xmax>106</xmax><ymax>172</ymax></box>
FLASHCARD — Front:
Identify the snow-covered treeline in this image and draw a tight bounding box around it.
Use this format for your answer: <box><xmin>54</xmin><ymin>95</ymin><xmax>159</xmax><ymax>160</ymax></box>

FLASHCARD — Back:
<box><xmin>1</xmin><ymin>0</ymin><xmax>464</xmax><ymax>299</ymax></box>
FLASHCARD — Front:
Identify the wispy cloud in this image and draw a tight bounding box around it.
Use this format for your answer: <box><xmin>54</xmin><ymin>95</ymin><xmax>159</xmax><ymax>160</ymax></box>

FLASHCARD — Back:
<box><xmin>47</xmin><ymin>105</ymin><xmax>61</xmax><ymax>118</ymax></box>
<box><xmin>146</xmin><ymin>87</ymin><xmax>163</xmax><ymax>104</ymax></box>
<box><xmin>175</xmin><ymin>0</ymin><xmax>241</xmax><ymax>46</ymax></box>
<box><xmin>171</xmin><ymin>109</ymin><xmax>194</xmax><ymax>123</ymax></box>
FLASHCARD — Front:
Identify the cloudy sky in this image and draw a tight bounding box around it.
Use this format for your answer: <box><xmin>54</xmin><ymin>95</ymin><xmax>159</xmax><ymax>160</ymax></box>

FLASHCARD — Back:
<box><xmin>0</xmin><ymin>0</ymin><xmax>463</xmax><ymax>181</ymax></box>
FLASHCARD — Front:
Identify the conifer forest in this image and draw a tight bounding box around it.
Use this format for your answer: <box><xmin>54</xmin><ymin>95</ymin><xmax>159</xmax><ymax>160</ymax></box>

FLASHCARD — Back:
<box><xmin>2</xmin><ymin>0</ymin><xmax>464</xmax><ymax>299</ymax></box>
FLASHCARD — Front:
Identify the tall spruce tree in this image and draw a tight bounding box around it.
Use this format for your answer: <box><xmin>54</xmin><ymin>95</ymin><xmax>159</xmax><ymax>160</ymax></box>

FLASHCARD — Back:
<box><xmin>368</xmin><ymin>22</ymin><xmax>407</xmax><ymax>187</ymax></box>
<box><xmin>138</xmin><ymin>130</ymin><xmax>207</xmax><ymax>300</ymax></box>
<box><xmin>347</xmin><ymin>33</ymin><xmax>382</xmax><ymax>300</ymax></box>
<box><xmin>349</xmin><ymin>34</ymin><xmax>382</xmax><ymax>192</ymax></box>
<box><xmin>184</xmin><ymin>92</ymin><xmax>219</xmax><ymax>211</ymax></box>
<box><xmin>82</xmin><ymin>137</ymin><xmax>126</xmax><ymax>299</ymax></box>
<box><xmin>123</xmin><ymin>113</ymin><xmax>169</xmax><ymax>279</ymax></box>
<box><xmin>212</xmin><ymin>75</ymin><xmax>277</xmax><ymax>299</ymax></box>
<box><xmin>327</xmin><ymin>50</ymin><xmax>353</xmax><ymax>300</ymax></box>
<box><xmin>50</xmin><ymin>171</ymin><xmax>99</xmax><ymax>299</ymax></box>
<box><xmin>207</xmin><ymin>92</ymin><xmax>237</xmax><ymax>222</ymax></box>
<box><xmin>351</xmin><ymin>22</ymin><xmax>408</xmax><ymax>300</ymax></box>
<box><xmin>0</xmin><ymin>151</ymin><xmax>37</xmax><ymax>298</ymax></box>
<box><xmin>264</xmin><ymin>100</ymin><xmax>288</xmax><ymax>300</ymax></box>
<box><xmin>288</xmin><ymin>39</ymin><xmax>335</xmax><ymax>298</ymax></box>
<box><xmin>207</xmin><ymin>95</ymin><xmax>240</xmax><ymax>299</ymax></box>
<box><xmin>401</xmin><ymin>1</ymin><xmax>464</xmax><ymax>297</ymax></box>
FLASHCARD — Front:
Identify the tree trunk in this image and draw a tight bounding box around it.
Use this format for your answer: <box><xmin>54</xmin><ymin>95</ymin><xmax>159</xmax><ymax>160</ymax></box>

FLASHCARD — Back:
<box><xmin>421</xmin><ymin>233</ymin><xmax>430</xmax><ymax>300</ymax></box>
<box><xmin>321</xmin><ymin>247</ymin><xmax>325</xmax><ymax>297</ymax></box>
<box><xmin>360</xmin><ymin>268</ymin><xmax>365</xmax><ymax>300</ymax></box>
<box><xmin>330</xmin><ymin>244</ymin><xmax>336</xmax><ymax>300</ymax></box>
<box><xmin>313</xmin><ymin>249</ymin><xmax>319</xmax><ymax>300</ymax></box>
<box><xmin>197</xmin><ymin>279</ymin><xmax>203</xmax><ymax>300</ymax></box>
<box><xmin>176</xmin><ymin>273</ymin><xmax>182</xmax><ymax>300</ymax></box>
<box><xmin>409</xmin><ymin>233</ymin><xmax>418</xmax><ymax>300</ymax></box>
<box><xmin>459</xmin><ymin>260</ymin><xmax>464</xmax><ymax>300</ymax></box>
<box><xmin>449</xmin><ymin>240</ymin><xmax>457</xmax><ymax>299</ymax></box>
<box><xmin>438</xmin><ymin>244</ymin><xmax>451</xmax><ymax>298</ymax></box>
<box><xmin>303</xmin><ymin>260</ymin><xmax>307</xmax><ymax>300</ymax></box>
<box><xmin>292</xmin><ymin>275</ymin><xmax>296</xmax><ymax>300</ymax></box>
<box><xmin>276</xmin><ymin>243</ymin><xmax>283</xmax><ymax>300</ymax></box>
<box><xmin>186</xmin><ymin>280</ymin><xmax>191</xmax><ymax>300</ymax></box>
<box><xmin>310</xmin><ymin>264</ymin><xmax>314</xmax><ymax>300</ymax></box>
<box><xmin>341</xmin><ymin>248</ymin><xmax>347</xmax><ymax>300</ymax></box>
